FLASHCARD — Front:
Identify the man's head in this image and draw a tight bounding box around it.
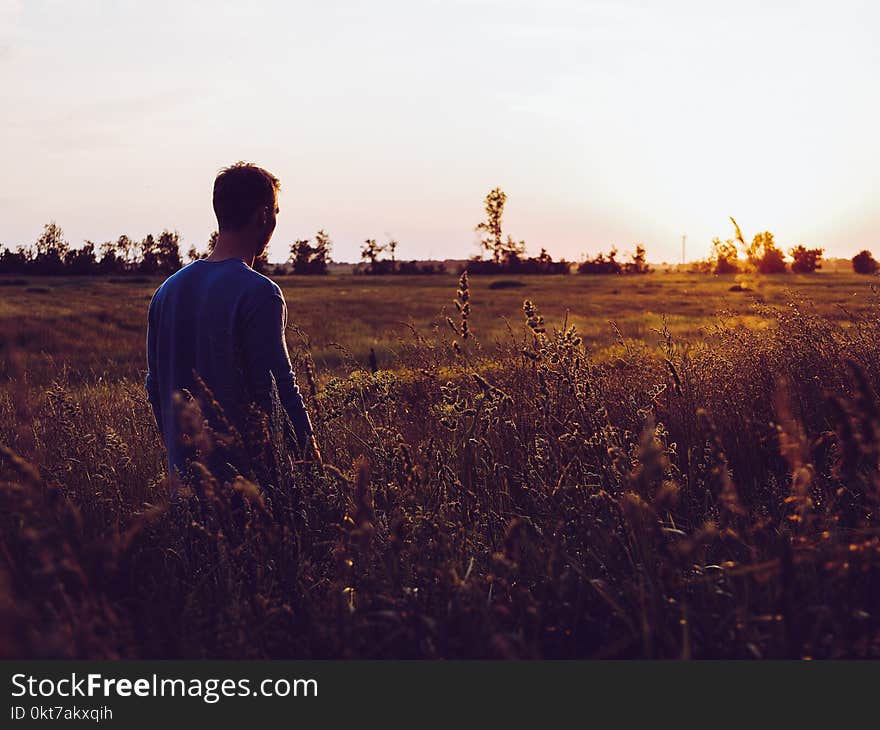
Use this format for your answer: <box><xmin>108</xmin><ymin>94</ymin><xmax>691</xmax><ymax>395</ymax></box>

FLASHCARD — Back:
<box><xmin>212</xmin><ymin>162</ymin><xmax>281</xmax><ymax>258</ymax></box>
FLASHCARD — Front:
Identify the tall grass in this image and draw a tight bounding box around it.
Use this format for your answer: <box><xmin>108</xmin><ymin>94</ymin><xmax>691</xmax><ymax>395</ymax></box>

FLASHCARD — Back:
<box><xmin>1</xmin><ymin>279</ymin><xmax>879</xmax><ymax>658</ymax></box>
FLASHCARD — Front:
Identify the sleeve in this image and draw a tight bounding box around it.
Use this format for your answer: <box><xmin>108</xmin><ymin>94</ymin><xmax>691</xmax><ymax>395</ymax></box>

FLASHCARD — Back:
<box><xmin>145</xmin><ymin>292</ymin><xmax>164</xmax><ymax>436</ymax></box>
<box><xmin>241</xmin><ymin>291</ymin><xmax>314</xmax><ymax>453</ymax></box>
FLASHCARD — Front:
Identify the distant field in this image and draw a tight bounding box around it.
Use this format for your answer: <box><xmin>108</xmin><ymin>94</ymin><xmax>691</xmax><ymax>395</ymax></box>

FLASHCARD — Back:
<box><xmin>0</xmin><ymin>271</ymin><xmax>877</xmax><ymax>387</ymax></box>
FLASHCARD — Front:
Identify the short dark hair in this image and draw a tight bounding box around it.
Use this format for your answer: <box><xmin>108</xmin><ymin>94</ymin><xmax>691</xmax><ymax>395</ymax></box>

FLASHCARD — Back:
<box><xmin>212</xmin><ymin>162</ymin><xmax>280</xmax><ymax>231</ymax></box>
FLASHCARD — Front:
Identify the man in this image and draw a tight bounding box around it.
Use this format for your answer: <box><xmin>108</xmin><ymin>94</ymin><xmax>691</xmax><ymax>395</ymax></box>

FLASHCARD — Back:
<box><xmin>146</xmin><ymin>161</ymin><xmax>319</xmax><ymax>476</ymax></box>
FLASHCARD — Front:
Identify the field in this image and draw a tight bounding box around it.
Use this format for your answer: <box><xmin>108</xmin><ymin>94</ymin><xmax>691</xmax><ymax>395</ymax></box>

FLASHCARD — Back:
<box><xmin>2</xmin><ymin>271</ymin><xmax>876</xmax><ymax>384</ymax></box>
<box><xmin>2</xmin><ymin>271</ymin><xmax>880</xmax><ymax>658</ymax></box>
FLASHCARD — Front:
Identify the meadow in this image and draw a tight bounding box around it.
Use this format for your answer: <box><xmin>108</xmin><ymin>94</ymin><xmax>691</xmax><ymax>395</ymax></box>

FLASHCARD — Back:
<box><xmin>1</xmin><ymin>270</ymin><xmax>879</xmax><ymax>658</ymax></box>
<box><xmin>2</xmin><ymin>271</ymin><xmax>876</xmax><ymax>384</ymax></box>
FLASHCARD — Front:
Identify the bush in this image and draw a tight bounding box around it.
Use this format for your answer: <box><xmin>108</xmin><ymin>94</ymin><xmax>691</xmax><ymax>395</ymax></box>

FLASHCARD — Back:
<box><xmin>756</xmin><ymin>247</ymin><xmax>787</xmax><ymax>274</ymax></box>
<box><xmin>852</xmin><ymin>250</ymin><xmax>879</xmax><ymax>275</ymax></box>
<box><xmin>790</xmin><ymin>246</ymin><xmax>823</xmax><ymax>274</ymax></box>
<box><xmin>579</xmin><ymin>245</ymin><xmax>651</xmax><ymax>275</ymax></box>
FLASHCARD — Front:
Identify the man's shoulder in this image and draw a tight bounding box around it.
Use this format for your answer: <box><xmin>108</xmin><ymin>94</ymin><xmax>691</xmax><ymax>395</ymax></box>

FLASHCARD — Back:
<box><xmin>247</xmin><ymin>266</ymin><xmax>281</xmax><ymax>294</ymax></box>
<box><xmin>149</xmin><ymin>261</ymin><xmax>283</xmax><ymax>312</ymax></box>
<box><xmin>152</xmin><ymin>260</ymin><xmax>200</xmax><ymax>292</ymax></box>
<box><xmin>243</xmin><ymin>267</ymin><xmax>283</xmax><ymax>298</ymax></box>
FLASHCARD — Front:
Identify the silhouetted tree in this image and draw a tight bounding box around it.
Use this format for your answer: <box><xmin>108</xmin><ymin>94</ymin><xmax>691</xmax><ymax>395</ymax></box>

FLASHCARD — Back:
<box><xmin>475</xmin><ymin>187</ymin><xmax>507</xmax><ymax>263</ymax></box>
<box><xmin>757</xmin><ymin>248</ymin><xmax>787</xmax><ymax>274</ymax></box>
<box><xmin>387</xmin><ymin>238</ymin><xmax>398</xmax><ymax>272</ymax></box>
<box><xmin>360</xmin><ymin>238</ymin><xmax>390</xmax><ymax>274</ymax></box>
<box><xmin>139</xmin><ymin>234</ymin><xmax>160</xmax><ymax>274</ymax></box>
<box><xmin>33</xmin><ymin>222</ymin><xmax>68</xmax><ymax>274</ymax></box>
<box><xmin>623</xmin><ymin>244</ymin><xmax>652</xmax><ymax>274</ymax></box>
<box><xmin>501</xmin><ymin>235</ymin><xmax>526</xmax><ymax>267</ymax></box>
<box><xmin>115</xmin><ymin>234</ymin><xmax>136</xmax><ymax>271</ymax></box>
<box><xmin>186</xmin><ymin>245</ymin><xmax>208</xmax><ymax>263</ymax></box>
<box><xmin>0</xmin><ymin>245</ymin><xmax>32</xmax><ymax>274</ymax></box>
<box><xmin>289</xmin><ymin>230</ymin><xmax>331</xmax><ymax>275</ymax></box>
<box><xmin>578</xmin><ymin>245</ymin><xmax>651</xmax><ymax>275</ymax></box>
<box><xmin>98</xmin><ymin>239</ymin><xmax>123</xmax><ymax>273</ymax></box>
<box><xmin>736</xmin><ymin>224</ymin><xmax>787</xmax><ymax>274</ymax></box>
<box><xmin>578</xmin><ymin>246</ymin><xmax>624</xmax><ymax>275</ymax></box>
<box><xmin>789</xmin><ymin>245</ymin><xmax>823</xmax><ymax>273</ymax></box>
<box><xmin>290</xmin><ymin>239</ymin><xmax>313</xmax><ymax>273</ymax></box>
<box><xmin>312</xmin><ymin>229</ymin><xmax>331</xmax><ymax>275</ymax></box>
<box><xmin>711</xmin><ymin>237</ymin><xmax>739</xmax><ymax>274</ymax></box>
<box><xmin>64</xmin><ymin>241</ymin><xmax>98</xmax><ymax>275</ymax></box>
<box><xmin>155</xmin><ymin>230</ymin><xmax>183</xmax><ymax>273</ymax></box>
<box><xmin>852</xmin><ymin>250</ymin><xmax>879</xmax><ymax>275</ymax></box>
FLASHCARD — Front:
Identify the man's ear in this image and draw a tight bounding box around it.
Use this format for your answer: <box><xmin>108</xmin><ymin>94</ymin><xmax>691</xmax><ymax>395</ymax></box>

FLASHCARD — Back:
<box><xmin>250</xmin><ymin>206</ymin><xmax>267</xmax><ymax>229</ymax></box>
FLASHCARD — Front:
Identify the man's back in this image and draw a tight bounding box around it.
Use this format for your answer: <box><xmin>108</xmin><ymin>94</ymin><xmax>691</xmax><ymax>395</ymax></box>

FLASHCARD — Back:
<box><xmin>146</xmin><ymin>258</ymin><xmax>312</xmax><ymax>473</ymax></box>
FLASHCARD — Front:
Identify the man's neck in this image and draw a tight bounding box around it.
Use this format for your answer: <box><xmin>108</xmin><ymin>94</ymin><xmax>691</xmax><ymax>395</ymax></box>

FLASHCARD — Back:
<box><xmin>206</xmin><ymin>232</ymin><xmax>255</xmax><ymax>267</ymax></box>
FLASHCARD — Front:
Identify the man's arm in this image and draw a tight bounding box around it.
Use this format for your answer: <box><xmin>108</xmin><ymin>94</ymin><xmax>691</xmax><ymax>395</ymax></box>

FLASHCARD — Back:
<box><xmin>145</xmin><ymin>293</ymin><xmax>164</xmax><ymax>436</ymax></box>
<box><xmin>241</xmin><ymin>292</ymin><xmax>316</xmax><ymax>458</ymax></box>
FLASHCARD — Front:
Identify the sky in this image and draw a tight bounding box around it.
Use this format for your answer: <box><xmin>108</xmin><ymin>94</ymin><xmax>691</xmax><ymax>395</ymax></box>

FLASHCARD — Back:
<box><xmin>1</xmin><ymin>0</ymin><xmax>878</xmax><ymax>263</ymax></box>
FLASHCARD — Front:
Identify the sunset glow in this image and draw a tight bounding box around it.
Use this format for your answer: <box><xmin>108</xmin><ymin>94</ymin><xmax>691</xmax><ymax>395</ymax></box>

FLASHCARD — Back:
<box><xmin>2</xmin><ymin>0</ymin><xmax>878</xmax><ymax>262</ymax></box>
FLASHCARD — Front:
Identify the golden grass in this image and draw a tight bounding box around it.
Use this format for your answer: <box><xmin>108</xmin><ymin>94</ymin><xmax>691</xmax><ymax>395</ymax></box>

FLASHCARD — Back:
<box><xmin>1</xmin><ymin>271</ymin><xmax>880</xmax><ymax>658</ymax></box>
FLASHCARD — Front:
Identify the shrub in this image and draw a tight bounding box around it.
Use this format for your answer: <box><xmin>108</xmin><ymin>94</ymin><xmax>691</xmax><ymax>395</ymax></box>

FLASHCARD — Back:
<box><xmin>852</xmin><ymin>250</ymin><xmax>879</xmax><ymax>275</ymax></box>
<box><xmin>790</xmin><ymin>246</ymin><xmax>823</xmax><ymax>274</ymax></box>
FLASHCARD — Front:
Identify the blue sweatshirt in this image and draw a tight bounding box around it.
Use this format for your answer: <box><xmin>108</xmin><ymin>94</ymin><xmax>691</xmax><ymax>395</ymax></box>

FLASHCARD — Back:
<box><xmin>145</xmin><ymin>258</ymin><xmax>313</xmax><ymax>473</ymax></box>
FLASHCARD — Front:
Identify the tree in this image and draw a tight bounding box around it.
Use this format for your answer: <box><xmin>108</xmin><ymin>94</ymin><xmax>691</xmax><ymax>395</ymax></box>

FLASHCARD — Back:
<box><xmin>710</xmin><ymin>237</ymin><xmax>739</xmax><ymax>274</ymax></box>
<box><xmin>311</xmin><ymin>229</ymin><xmax>331</xmax><ymax>275</ymax></box>
<box><xmin>387</xmin><ymin>238</ymin><xmax>398</xmax><ymax>272</ymax></box>
<box><xmin>360</xmin><ymin>238</ymin><xmax>386</xmax><ymax>274</ymax></box>
<box><xmin>578</xmin><ymin>246</ymin><xmax>623</xmax><ymax>275</ymax></box>
<box><xmin>33</xmin><ymin>222</ymin><xmax>69</xmax><ymax>274</ymax></box>
<box><xmin>185</xmin><ymin>232</ymin><xmax>215</xmax><ymax>263</ymax></box>
<box><xmin>0</xmin><ymin>245</ymin><xmax>32</xmax><ymax>274</ymax></box>
<box><xmin>186</xmin><ymin>245</ymin><xmax>208</xmax><ymax>263</ymax></box>
<box><xmin>115</xmin><ymin>234</ymin><xmax>136</xmax><ymax>271</ymax></box>
<box><xmin>758</xmin><ymin>247</ymin><xmax>787</xmax><ymax>274</ymax></box>
<box><xmin>744</xmin><ymin>230</ymin><xmax>786</xmax><ymax>273</ymax></box>
<box><xmin>475</xmin><ymin>187</ymin><xmax>507</xmax><ymax>263</ymax></box>
<box><xmin>99</xmin><ymin>239</ymin><xmax>123</xmax><ymax>273</ymax></box>
<box><xmin>623</xmin><ymin>244</ymin><xmax>652</xmax><ymax>274</ymax></box>
<box><xmin>288</xmin><ymin>232</ymin><xmax>331</xmax><ymax>275</ymax></box>
<box><xmin>789</xmin><ymin>245</ymin><xmax>823</xmax><ymax>273</ymax></box>
<box><xmin>746</xmin><ymin>231</ymin><xmax>770</xmax><ymax>268</ymax></box>
<box><xmin>852</xmin><ymin>250</ymin><xmax>879</xmax><ymax>275</ymax></box>
<box><xmin>290</xmin><ymin>239</ymin><xmax>314</xmax><ymax>274</ymax></box>
<box><xmin>156</xmin><ymin>230</ymin><xmax>183</xmax><ymax>274</ymax></box>
<box><xmin>64</xmin><ymin>241</ymin><xmax>98</xmax><ymax>275</ymax></box>
<box><xmin>501</xmin><ymin>235</ymin><xmax>526</xmax><ymax>267</ymax></box>
<box><xmin>139</xmin><ymin>234</ymin><xmax>160</xmax><ymax>274</ymax></box>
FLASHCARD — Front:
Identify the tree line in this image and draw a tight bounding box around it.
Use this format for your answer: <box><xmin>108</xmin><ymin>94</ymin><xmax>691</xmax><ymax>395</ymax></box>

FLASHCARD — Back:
<box><xmin>0</xmin><ymin>223</ymin><xmax>331</xmax><ymax>276</ymax></box>
<box><xmin>691</xmin><ymin>218</ymin><xmax>825</xmax><ymax>275</ymax></box>
<box><xmin>357</xmin><ymin>237</ymin><xmax>446</xmax><ymax>275</ymax></box>
<box><xmin>685</xmin><ymin>217</ymin><xmax>879</xmax><ymax>276</ymax></box>
<box><xmin>0</xmin><ymin>223</ymin><xmax>188</xmax><ymax>276</ymax></box>
<box><xmin>2</xmin><ymin>209</ymin><xmax>876</xmax><ymax>277</ymax></box>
